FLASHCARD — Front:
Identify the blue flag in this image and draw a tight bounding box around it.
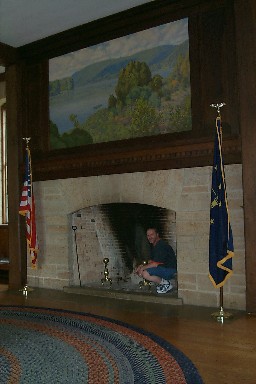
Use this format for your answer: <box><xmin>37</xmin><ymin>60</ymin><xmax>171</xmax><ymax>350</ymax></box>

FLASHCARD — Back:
<box><xmin>209</xmin><ymin>117</ymin><xmax>234</xmax><ymax>288</ymax></box>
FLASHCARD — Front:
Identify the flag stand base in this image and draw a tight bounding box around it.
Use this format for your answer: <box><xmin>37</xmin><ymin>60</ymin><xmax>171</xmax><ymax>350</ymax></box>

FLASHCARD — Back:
<box><xmin>19</xmin><ymin>284</ymin><xmax>34</xmax><ymax>297</ymax></box>
<box><xmin>211</xmin><ymin>306</ymin><xmax>233</xmax><ymax>323</ymax></box>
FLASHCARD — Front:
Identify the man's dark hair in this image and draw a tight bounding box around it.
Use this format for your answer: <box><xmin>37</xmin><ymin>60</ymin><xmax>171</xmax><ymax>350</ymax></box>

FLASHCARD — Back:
<box><xmin>146</xmin><ymin>226</ymin><xmax>160</xmax><ymax>235</ymax></box>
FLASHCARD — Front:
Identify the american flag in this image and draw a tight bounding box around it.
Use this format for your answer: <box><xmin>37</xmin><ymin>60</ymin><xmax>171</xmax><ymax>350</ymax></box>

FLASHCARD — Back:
<box><xmin>19</xmin><ymin>146</ymin><xmax>39</xmax><ymax>267</ymax></box>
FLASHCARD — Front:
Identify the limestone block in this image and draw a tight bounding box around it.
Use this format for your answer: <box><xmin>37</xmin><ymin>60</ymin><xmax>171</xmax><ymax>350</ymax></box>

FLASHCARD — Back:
<box><xmin>197</xmin><ymin>274</ymin><xmax>216</xmax><ymax>291</ymax></box>
<box><xmin>98</xmin><ymin>174</ymin><xmax>122</xmax><ymax>203</ymax></box>
<box><xmin>42</xmin><ymin>278</ymin><xmax>68</xmax><ymax>290</ymax></box>
<box><xmin>119</xmin><ymin>172</ymin><xmax>144</xmax><ymax>204</ymax></box>
<box><xmin>224</xmin><ymin>293</ymin><xmax>246</xmax><ymax>311</ymax></box>
<box><xmin>179</xmin><ymin>289</ymin><xmax>218</xmax><ymax>308</ymax></box>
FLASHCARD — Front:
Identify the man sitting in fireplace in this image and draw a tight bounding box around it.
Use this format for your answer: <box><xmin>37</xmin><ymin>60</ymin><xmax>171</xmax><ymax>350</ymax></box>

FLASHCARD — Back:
<box><xmin>134</xmin><ymin>227</ymin><xmax>177</xmax><ymax>294</ymax></box>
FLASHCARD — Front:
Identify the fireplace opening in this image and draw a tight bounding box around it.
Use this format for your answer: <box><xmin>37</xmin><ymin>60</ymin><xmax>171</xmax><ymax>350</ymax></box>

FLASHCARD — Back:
<box><xmin>70</xmin><ymin>203</ymin><xmax>177</xmax><ymax>293</ymax></box>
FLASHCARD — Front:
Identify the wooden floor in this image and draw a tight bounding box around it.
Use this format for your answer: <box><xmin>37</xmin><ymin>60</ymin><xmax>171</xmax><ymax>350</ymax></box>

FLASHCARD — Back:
<box><xmin>0</xmin><ymin>284</ymin><xmax>255</xmax><ymax>384</ymax></box>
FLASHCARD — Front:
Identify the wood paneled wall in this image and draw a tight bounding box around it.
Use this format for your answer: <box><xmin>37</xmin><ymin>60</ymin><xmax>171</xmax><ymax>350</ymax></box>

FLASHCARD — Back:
<box><xmin>6</xmin><ymin>64</ymin><xmax>27</xmax><ymax>289</ymax></box>
<box><xmin>234</xmin><ymin>0</ymin><xmax>256</xmax><ymax>313</ymax></box>
<box><xmin>0</xmin><ymin>225</ymin><xmax>8</xmax><ymax>261</ymax></box>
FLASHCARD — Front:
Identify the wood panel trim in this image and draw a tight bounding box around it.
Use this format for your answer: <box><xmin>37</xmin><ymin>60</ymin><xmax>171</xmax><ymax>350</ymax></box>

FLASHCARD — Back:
<box><xmin>0</xmin><ymin>42</ymin><xmax>17</xmax><ymax>67</ymax></box>
<box><xmin>0</xmin><ymin>263</ymin><xmax>9</xmax><ymax>271</ymax></box>
<box><xmin>32</xmin><ymin>136</ymin><xmax>241</xmax><ymax>181</ymax></box>
<box><xmin>6</xmin><ymin>64</ymin><xmax>27</xmax><ymax>289</ymax></box>
<box><xmin>234</xmin><ymin>0</ymin><xmax>256</xmax><ymax>313</ymax></box>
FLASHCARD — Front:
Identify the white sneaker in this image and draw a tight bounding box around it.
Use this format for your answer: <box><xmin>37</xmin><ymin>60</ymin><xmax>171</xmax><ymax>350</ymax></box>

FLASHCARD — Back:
<box><xmin>157</xmin><ymin>281</ymin><xmax>173</xmax><ymax>294</ymax></box>
<box><xmin>156</xmin><ymin>279</ymin><xmax>169</xmax><ymax>292</ymax></box>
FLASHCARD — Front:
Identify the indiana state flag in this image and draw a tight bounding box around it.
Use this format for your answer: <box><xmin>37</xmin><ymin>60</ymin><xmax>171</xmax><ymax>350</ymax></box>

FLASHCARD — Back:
<box><xmin>209</xmin><ymin>117</ymin><xmax>234</xmax><ymax>288</ymax></box>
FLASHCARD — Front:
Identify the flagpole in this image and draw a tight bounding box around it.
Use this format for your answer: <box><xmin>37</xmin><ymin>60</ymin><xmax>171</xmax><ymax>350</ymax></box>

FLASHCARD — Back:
<box><xmin>211</xmin><ymin>287</ymin><xmax>233</xmax><ymax>323</ymax></box>
<box><xmin>209</xmin><ymin>103</ymin><xmax>233</xmax><ymax>322</ymax></box>
<box><xmin>19</xmin><ymin>137</ymin><xmax>34</xmax><ymax>297</ymax></box>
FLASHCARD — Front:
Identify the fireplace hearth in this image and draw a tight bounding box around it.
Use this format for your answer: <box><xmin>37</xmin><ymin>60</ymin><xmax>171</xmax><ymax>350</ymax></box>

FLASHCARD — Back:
<box><xmin>63</xmin><ymin>278</ymin><xmax>181</xmax><ymax>305</ymax></box>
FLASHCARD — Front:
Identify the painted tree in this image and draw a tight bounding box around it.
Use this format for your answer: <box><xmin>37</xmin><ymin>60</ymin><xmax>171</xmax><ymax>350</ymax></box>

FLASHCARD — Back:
<box><xmin>115</xmin><ymin>61</ymin><xmax>152</xmax><ymax>107</ymax></box>
<box><xmin>129</xmin><ymin>98</ymin><xmax>160</xmax><ymax>137</ymax></box>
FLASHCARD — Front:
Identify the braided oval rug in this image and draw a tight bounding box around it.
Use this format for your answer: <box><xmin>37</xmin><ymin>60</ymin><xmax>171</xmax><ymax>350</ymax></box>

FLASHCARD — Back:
<box><xmin>0</xmin><ymin>306</ymin><xmax>203</xmax><ymax>384</ymax></box>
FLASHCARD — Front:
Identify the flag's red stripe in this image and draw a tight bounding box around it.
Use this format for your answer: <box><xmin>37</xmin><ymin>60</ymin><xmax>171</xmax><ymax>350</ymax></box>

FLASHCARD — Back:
<box><xmin>19</xmin><ymin>147</ymin><xmax>39</xmax><ymax>267</ymax></box>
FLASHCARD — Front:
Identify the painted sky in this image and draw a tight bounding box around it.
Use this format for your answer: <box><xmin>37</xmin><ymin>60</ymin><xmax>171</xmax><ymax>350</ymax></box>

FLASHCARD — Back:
<box><xmin>49</xmin><ymin>18</ymin><xmax>188</xmax><ymax>81</ymax></box>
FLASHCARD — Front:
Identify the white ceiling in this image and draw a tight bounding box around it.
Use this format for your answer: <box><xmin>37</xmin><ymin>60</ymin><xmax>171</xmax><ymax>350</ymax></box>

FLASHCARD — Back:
<box><xmin>0</xmin><ymin>0</ymin><xmax>153</xmax><ymax>73</ymax></box>
<box><xmin>0</xmin><ymin>0</ymin><xmax>152</xmax><ymax>47</ymax></box>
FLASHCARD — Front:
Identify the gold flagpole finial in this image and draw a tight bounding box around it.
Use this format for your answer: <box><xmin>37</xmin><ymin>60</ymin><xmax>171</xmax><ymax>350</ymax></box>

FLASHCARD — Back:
<box><xmin>22</xmin><ymin>137</ymin><xmax>31</xmax><ymax>147</ymax></box>
<box><xmin>210</xmin><ymin>102</ymin><xmax>226</xmax><ymax>117</ymax></box>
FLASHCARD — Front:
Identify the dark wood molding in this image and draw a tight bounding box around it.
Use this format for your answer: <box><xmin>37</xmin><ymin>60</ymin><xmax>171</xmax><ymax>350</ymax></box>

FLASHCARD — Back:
<box><xmin>0</xmin><ymin>225</ymin><xmax>8</xmax><ymax>263</ymax></box>
<box><xmin>6</xmin><ymin>63</ymin><xmax>27</xmax><ymax>289</ymax></box>
<box><xmin>32</xmin><ymin>136</ymin><xmax>241</xmax><ymax>181</ymax></box>
<box><xmin>0</xmin><ymin>42</ymin><xmax>18</xmax><ymax>67</ymax></box>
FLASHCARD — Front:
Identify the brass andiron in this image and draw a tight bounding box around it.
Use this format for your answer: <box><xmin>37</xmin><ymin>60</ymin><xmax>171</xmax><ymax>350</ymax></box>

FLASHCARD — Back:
<box><xmin>139</xmin><ymin>260</ymin><xmax>152</xmax><ymax>290</ymax></box>
<box><xmin>101</xmin><ymin>257</ymin><xmax>112</xmax><ymax>286</ymax></box>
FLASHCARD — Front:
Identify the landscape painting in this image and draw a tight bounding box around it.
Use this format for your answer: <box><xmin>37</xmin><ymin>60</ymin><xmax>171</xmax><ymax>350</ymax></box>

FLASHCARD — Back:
<box><xmin>49</xmin><ymin>18</ymin><xmax>191</xmax><ymax>150</ymax></box>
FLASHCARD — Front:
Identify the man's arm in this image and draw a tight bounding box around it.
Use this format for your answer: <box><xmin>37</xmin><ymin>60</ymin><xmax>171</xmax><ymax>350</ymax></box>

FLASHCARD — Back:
<box><xmin>135</xmin><ymin>260</ymin><xmax>162</xmax><ymax>275</ymax></box>
<box><xmin>146</xmin><ymin>260</ymin><xmax>163</xmax><ymax>268</ymax></box>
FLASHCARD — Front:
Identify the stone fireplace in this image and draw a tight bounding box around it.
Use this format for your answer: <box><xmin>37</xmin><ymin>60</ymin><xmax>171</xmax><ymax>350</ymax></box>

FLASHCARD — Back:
<box><xmin>28</xmin><ymin>164</ymin><xmax>246</xmax><ymax>310</ymax></box>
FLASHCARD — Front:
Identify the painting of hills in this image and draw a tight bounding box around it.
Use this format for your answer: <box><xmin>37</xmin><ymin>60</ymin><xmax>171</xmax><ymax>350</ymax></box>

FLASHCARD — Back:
<box><xmin>49</xmin><ymin>18</ymin><xmax>191</xmax><ymax>149</ymax></box>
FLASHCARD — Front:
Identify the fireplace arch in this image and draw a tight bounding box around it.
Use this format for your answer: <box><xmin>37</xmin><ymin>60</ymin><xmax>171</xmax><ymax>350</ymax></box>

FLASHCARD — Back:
<box><xmin>70</xmin><ymin>202</ymin><xmax>176</xmax><ymax>289</ymax></box>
